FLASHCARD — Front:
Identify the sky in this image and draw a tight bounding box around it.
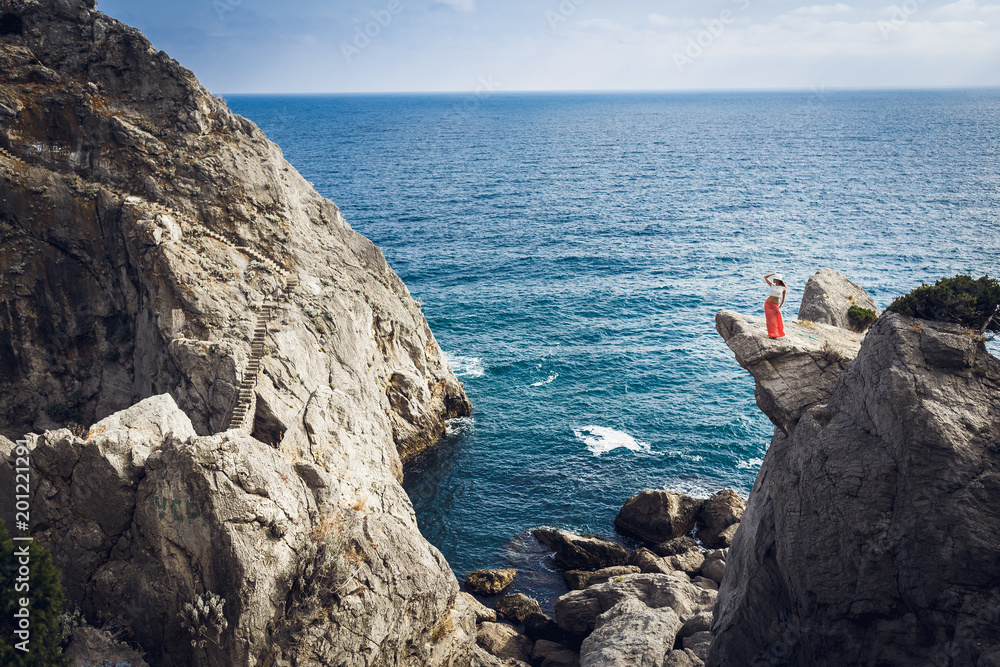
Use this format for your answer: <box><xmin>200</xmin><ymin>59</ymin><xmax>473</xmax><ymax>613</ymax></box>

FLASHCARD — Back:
<box><xmin>95</xmin><ymin>0</ymin><xmax>1000</xmax><ymax>94</ymax></box>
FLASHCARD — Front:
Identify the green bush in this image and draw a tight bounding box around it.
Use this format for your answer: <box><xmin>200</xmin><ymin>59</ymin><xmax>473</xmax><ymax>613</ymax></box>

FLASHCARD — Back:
<box><xmin>0</xmin><ymin>520</ymin><xmax>69</xmax><ymax>666</ymax></box>
<box><xmin>888</xmin><ymin>274</ymin><xmax>1000</xmax><ymax>333</ymax></box>
<box><xmin>847</xmin><ymin>305</ymin><xmax>877</xmax><ymax>332</ymax></box>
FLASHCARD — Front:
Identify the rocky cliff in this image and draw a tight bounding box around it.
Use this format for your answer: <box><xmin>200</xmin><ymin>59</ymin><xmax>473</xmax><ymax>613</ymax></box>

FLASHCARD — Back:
<box><xmin>0</xmin><ymin>1</ymin><xmax>481</xmax><ymax>665</ymax></box>
<box><xmin>710</xmin><ymin>289</ymin><xmax>1000</xmax><ymax>664</ymax></box>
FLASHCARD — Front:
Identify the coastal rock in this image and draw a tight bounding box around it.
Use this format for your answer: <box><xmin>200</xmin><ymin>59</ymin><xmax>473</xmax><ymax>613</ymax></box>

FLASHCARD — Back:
<box><xmin>614</xmin><ymin>490</ymin><xmax>703</xmax><ymax>543</ymax></box>
<box><xmin>0</xmin><ymin>3</ymin><xmax>476</xmax><ymax>666</ymax></box>
<box><xmin>715</xmin><ymin>309</ymin><xmax>862</xmax><ymax>434</ymax></box>
<box><xmin>679</xmin><ymin>610</ymin><xmax>714</xmax><ymax>639</ymax></box>
<box><xmin>564</xmin><ymin>565</ymin><xmax>641</xmax><ymax>590</ymax></box>
<box><xmin>695</xmin><ymin>490</ymin><xmax>744</xmax><ymax>548</ymax></box>
<box><xmin>578</xmin><ymin>597</ymin><xmax>680</xmax><ymax>667</ymax></box>
<box><xmin>533</xmin><ymin>528</ymin><xmax>630</xmax><ymax>570</ymax></box>
<box><xmin>629</xmin><ymin>548</ymin><xmax>661</xmax><ymax>572</ymax></box>
<box><xmin>682</xmin><ymin>631</ymin><xmax>712</xmax><ymax>662</ymax></box>
<box><xmin>64</xmin><ymin>622</ymin><xmax>151</xmax><ymax>667</ymax></box>
<box><xmin>709</xmin><ymin>312</ymin><xmax>1000</xmax><ymax>666</ymax></box>
<box><xmin>650</xmin><ymin>537</ymin><xmax>705</xmax><ymax>574</ymax></box>
<box><xmin>798</xmin><ymin>268</ymin><xmax>877</xmax><ymax>330</ymax></box>
<box><xmin>0</xmin><ymin>395</ymin><xmax>479</xmax><ymax>667</ymax></box>
<box><xmin>664</xmin><ymin>649</ymin><xmax>704</xmax><ymax>667</ymax></box>
<box><xmin>467</xmin><ymin>568</ymin><xmax>518</xmax><ymax>595</ymax></box>
<box><xmin>477</xmin><ymin>622</ymin><xmax>534</xmax><ymax>665</ymax></box>
<box><xmin>496</xmin><ymin>593</ymin><xmax>543</xmax><ymax>624</ymax></box>
<box><xmin>690</xmin><ymin>576</ymin><xmax>718</xmax><ymax>592</ymax></box>
<box><xmin>532</xmin><ymin>640</ymin><xmax>581</xmax><ymax>667</ymax></box>
<box><xmin>462</xmin><ymin>592</ymin><xmax>498</xmax><ymax>623</ymax></box>
<box><xmin>699</xmin><ymin>550</ymin><xmax>727</xmax><ymax>584</ymax></box>
<box><xmin>554</xmin><ymin>574</ymin><xmax>716</xmax><ymax>636</ymax></box>
<box><xmin>523</xmin><ymin>612</ymin><xmax>568</xmax><ymax>645</ymax></box>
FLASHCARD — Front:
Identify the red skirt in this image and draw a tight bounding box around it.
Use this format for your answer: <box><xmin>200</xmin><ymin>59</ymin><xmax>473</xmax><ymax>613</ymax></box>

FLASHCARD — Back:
<box><xmin>765</xmin><ymin>300</ymin><xmax>784</xmax><ymax>338</ymax></box>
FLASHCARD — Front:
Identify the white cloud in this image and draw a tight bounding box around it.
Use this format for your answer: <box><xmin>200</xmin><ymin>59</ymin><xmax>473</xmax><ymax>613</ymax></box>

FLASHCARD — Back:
<box><xmin>647</xmin><ymin>13</ymin><xmax>697</xmax><ymax>30</ymax></box>
<box><xmin>790</xmin><ymin>4</ymin><xmax>855</xmax><ymax>18</ymax></box>
<box><xmin>575</xmin><ymin>18</ymin><xmax>626</xmax><ymax>32</ymax></box>
<box><xmin>435</xmin><ymin>0</ymin><xmax>475</xmax><ymax>12</ymax></box>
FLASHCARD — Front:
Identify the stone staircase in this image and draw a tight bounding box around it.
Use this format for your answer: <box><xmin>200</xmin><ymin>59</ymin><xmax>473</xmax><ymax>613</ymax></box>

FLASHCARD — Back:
<box><xmin>226</xmin><ymin>270</ymin><xmax>299</xmax><ymax>433</ymax></box>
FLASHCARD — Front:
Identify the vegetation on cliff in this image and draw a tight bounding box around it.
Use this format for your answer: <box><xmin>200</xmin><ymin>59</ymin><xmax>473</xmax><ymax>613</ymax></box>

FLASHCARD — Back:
<box><xmin>888</xmin><ymin>274</ymin><xmax>1000</xmax><ymax>333</ymax></box>
<box><xmin>0</xmin><ymin>519</ymin><xmax>69</xmax><ymax>667</ymax></box>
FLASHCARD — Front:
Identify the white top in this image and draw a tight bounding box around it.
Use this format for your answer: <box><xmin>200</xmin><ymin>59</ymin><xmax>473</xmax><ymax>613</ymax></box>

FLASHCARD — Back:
<box><xmin>769</xmin><ymin>284</ymin><xmax>786</xmax><ymax>300</ymax></box>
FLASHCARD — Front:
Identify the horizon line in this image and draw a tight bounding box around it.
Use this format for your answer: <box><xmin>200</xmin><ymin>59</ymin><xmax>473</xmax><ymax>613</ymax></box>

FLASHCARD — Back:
<box><xmin>218</xmin><ymin>85</ymin><xmax>1000</xmax><ymax>97</ymax></box>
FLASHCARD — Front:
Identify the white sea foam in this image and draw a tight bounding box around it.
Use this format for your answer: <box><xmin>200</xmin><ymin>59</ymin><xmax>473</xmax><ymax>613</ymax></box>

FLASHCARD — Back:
<box><xmin>737</xmin><ymin>457</ymin><xmax>764</xmax><ymax>469</ymax></box>
<box><xmin>574</xmin><ymin>426</ymin><xmax>651</xmax><ymax>457</ymax></box>
<box><xmin>445</xmin><ymin>353</ymin><xmax>484</xmax><ymax>378</ymax></box>
<box><xmin>530</xmin><ymin>372</ymin><xmax>559</xmax><ymax>387</ymax></box>
<box><xmin>446</xmin><ymin>416</ymin><xmax>475</xmax><ymax>436</ymax></box>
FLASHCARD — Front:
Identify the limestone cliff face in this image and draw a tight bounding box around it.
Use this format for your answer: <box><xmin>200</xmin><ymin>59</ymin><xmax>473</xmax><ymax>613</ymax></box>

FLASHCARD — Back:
<box><xmin>710</xmin><ymin>310</ymin><xmax>1000</xmax><ymax>666</ymax></box>
<box><xmin>0</xmin><ymin>1</ymin><xmax>479</xmax><ymax>665</ymax></box>
<box><xmin>0</xmin><ymin>0</ymin><xmax>469</xmax><ymax>455</ymax></box>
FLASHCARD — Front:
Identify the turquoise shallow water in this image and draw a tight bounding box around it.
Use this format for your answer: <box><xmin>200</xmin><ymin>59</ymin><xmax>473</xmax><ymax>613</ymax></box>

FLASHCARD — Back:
<box><xmin>228</xmin><ymin>90</ymin><xmax>1000</xmax><ymax>608</ymax></box>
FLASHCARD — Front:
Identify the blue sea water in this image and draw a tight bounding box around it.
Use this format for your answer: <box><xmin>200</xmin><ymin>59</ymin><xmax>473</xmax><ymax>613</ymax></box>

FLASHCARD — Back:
<box><xmin>227</xmin><ymin>90</ymin><xmax>1000</xmax><ymax>609</ymax></box>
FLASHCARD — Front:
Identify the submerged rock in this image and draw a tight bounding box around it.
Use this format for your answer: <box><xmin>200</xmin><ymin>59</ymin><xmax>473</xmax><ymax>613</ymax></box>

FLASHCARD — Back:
<box><xmin>798</xmin><ymin>268</ymin><xmax>878</xmax><ymax>330</ymax></box>
<box><xmin>709</xmin><ymin>311</ymin><xmax>1000</xmax><ymax>665</ymax></box>
<box><xmin>614</xmin><ymin>490</ymin><xmax>703</xmax><ymax>543</ymax></box>
<box><xmin>467</xmin><ymin>568</ymin><xmax>518</xmax><ymax>595</ymax></box>
<box><xmin>533</xmin><ymin>528</ymin><xmax>630</xmax><ymax>570</ymax></box>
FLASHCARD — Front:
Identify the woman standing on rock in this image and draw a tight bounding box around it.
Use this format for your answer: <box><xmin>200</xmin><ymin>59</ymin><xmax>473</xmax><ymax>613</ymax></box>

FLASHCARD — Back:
<box><xmin>764</xmin><ymin>273</ymin><xmax>787</xmax><ymax>338</ymax></box>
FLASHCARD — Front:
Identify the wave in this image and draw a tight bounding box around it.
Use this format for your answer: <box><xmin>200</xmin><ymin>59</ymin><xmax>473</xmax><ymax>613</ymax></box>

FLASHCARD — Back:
<box><xmin>573</xmin><ymin>425</ymin><xmax>651</xmax><ymax>457</ymax></box>
<box><xmin>445</xmin><ymin>353</ymin><xmax>484</xmax><ymax>378</ymax></box>
<box><xmin>530</xmin><ymin>372</ymin><xmax>559</xmax><ymax>387</ymax></box>
<box><xmin>737</xmin><ymin>457</ymin><xmax>764</xmax><ymax>469</ymax></box>
<box><xmin>445</xmin><ymin>416</ymin><xmax>475</xmax><ymax>437</ymax></box>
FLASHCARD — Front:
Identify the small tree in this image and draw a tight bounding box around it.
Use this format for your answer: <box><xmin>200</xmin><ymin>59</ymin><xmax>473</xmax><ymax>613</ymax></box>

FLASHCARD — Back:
<box><xmin>888</xmin><ymin>275</ymin><xmax>1000</xmax><ymax>333</ymax></box>
<box><xmin>0</xmin><ymin>520</ymin><xmax>69</xmax><ymax>666</ymax></box>
<box><xmin>847</xmin><ymin>305</ymin><xmax>877</xmax><ymax>333</ymax></box>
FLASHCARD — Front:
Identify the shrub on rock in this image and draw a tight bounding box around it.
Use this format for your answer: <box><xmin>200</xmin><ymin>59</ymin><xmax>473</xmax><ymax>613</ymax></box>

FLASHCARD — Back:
<box><xmin>888</xmin><ymin>274</ymin><xmax>1000</xmax><ymax>332</ymax></box>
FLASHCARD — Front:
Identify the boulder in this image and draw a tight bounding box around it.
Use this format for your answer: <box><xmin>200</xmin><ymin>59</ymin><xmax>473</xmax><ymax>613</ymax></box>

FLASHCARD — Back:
<box><xmin>532</xmin><ymin>640</ymin><xmax>580</xmax><ymax>667</ymax></box>
<box><xmin>477</xmin><ymin>622</ymin><xmax>534</xmax><ymax>665</ymax></box>
<box><xmin>554</xmin><ymin>574</ymin><xmax>716</xmax><ymax>636</ymax></box>
<box><xmin>496</xmin><ymin>594</ymin><xmax>543</xmax><ymax>624</ymax></box>
<box><xmin>700</xmin><ymin>551</ymin><xmax>726</xmax><ymax>584</ymax></box>
<box><xmin>695</xmin><ymin>490</ymin><xmax>745</xmax><ymax>548</ymax></box>
<box><xmin>690</xmin><ymin>577</ymin><xmax>718</xmax><ymax>592</ymax></box>
<box><xmin>798</xmin><ymin>268</ymin><xmax>877</xmax><ymax>331</ymax></box>
<box><xmin>628</xmin><ymin>548</ymin><xmax>661</xmax><ymax>572</ymax></box>
<box><xmin>651</xmin><ymin>537</ymin><xmax>705</xmax><ymax>574</ymax></box>
<box><xmin>679</xmin><ymin>610</ymin><xmax>714</xmax><ymax>639</ymax></box>
<box><xmin>708</xmin><ymin>312</ymin><xmax>1000</xmax><ymax>666</ymax></box>
<box><xmin>462</xmin><ymin>592</ymin><xmax>498</xmax><ymax>623</ymax></box>
<box><xmin>523</xmin><ymin>612</ymin><xmax>569</xmax><ymax>645</ymax></box>
<box><xmin>665</xmin><ymin>649</ymin><xmax>704</xmax><ymax>667</ymax></box>
<box><xmin>615</xmin><ymin>490</ymin><xmax>703</xmax><ymax>543</ymax></box>
<box><xmin>467</xmin><ymin>568</ymin><xmax>518</xmax><ymax>595</ymax></box>
<box><xmin>682</xmin><ymin>631</ymin><xmax>712</xmax><ymax>662</ymax></box>
<box><xmin>715</xmin><ymin>309</ymin><xmax>862</xmax><ymax>434</ymax></box>
<box><xmin>564</xmin><ymin>566</ymin><xmax>641</xmax><ymax>590</ymax></box>
<box><xmin>533</xmin><ymin>528</ymin><xmax>630</xmax><ymax>570</ymax></box>
<box><xmin>579</xmin><ymin>598</ymin><xmax>681</xmax><ymax>667</ymax></box>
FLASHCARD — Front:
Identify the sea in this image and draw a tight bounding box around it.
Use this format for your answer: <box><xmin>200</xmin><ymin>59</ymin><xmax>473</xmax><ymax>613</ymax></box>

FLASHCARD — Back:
<box><xmin>227</xmin><ymin>90</ymin><xmax>1000</xmax><ymax>610</ymax></box>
